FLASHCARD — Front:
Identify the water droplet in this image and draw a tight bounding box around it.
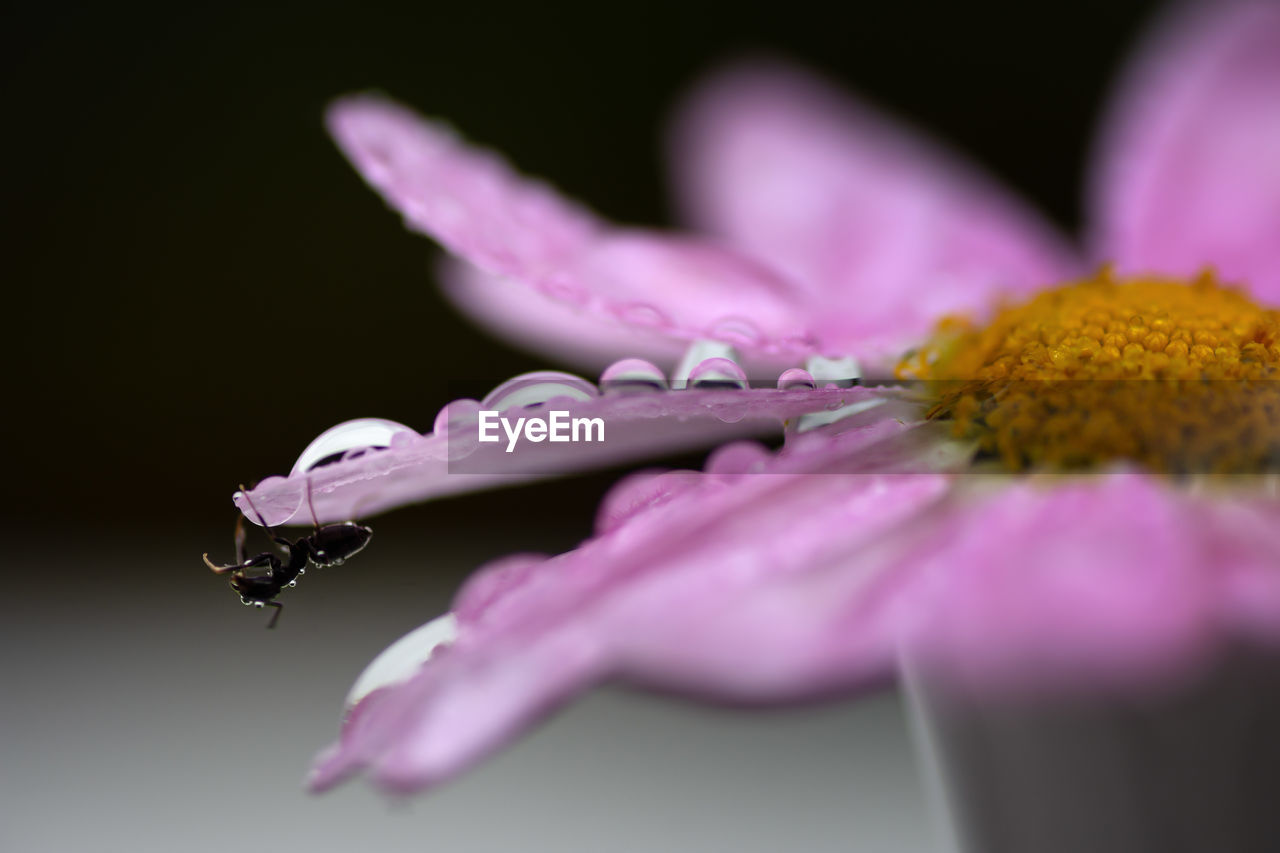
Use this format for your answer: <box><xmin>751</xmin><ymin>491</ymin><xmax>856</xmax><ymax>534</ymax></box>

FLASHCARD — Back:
<box><xmin>292</xmin><ymin>418</ymin><xmax>417</xmax><ymax>476</ymax></box>
<box><xmin>298</xmin><ymin>568</ymin><xmax>306</xmax><ymax>575</ymax></box>
<box><xmin>688</xmin><ymin>357</ymin><xmax>748</xmax><ymax>390</ymax></box>
<box><xmin>288</xmin><ymin>580</ymin><xmax>298</xmax><ymax>588</ymax></box>
<box><xmin>709</xmin><ymin>316</ymin><xmax>763</xmax><ymax>348</ymax></box>
<box><xmin>672</xmin><ymin>340</ymin><xmax>740</xmax><ymax>389</ymax></box>
<box><xmin>234</xmin><ymin>478</ymin><xmax>300</xmax><ymax>528</ymax></box>
<box><xmin>777</xmin><ymin>368</ymin><xmax>816</xmax><ymax>391</ymax></box>
<box><xmin>805</xmin><ymin>354</ymin><xmax>862</xmax><ymax>387</ymax></box>
<box><xmin>537</xmin><ymin>274</ymin><xmax>588</xmax><ymax>306</ymax></box>
<box><xmin>612</xmin><ymin>302</ymin><xmax>672</xmax><ymax>329</ymax></box>
<box><xmin>717</xmin><ymin>405</ymin><xmax>748</xmax><ymax>424</ymax></box>
<box><xmin>254</xmin><ymin>602</ymin><xmax>265</xmax><ymax>609</ymax></box>
<box><xmin>345</xmin><ymin>614</ymin><xmax>460</xmax><ymax>709</ymax></box>
<box><xmin>600</xmin><ymin>358</ymin><xmax>667</xmax><ymax>394</ymax></box>
<box><xmin>797</xmin><ymin>396</ymin><xmax>889</xmax><ymax>433</ymax></box>
<box><xmin>481</xmin><ymin>371</ymin><xmax>597</xmax><ymax>411</ymax></box>
<box><xmin>432</xmin><ymin>398</ymin><xmax>484</xmax><ymax>439</ymax></box>
<box><xmin>241</xmin><ymin>597</ymin><xmax>251</xmax><ymax>606</ymax></box>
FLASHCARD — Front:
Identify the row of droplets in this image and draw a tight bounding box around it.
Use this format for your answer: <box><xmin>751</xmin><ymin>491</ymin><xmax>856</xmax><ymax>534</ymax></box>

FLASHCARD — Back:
<box><xmin>289</xmin><ymin>343</ymin><xmax>861</xmax><ymax>476</ymax></box>
<box><xmin>529</xmin><ymin>271</ymin><xmax>819</xmax><ymax>355</ymax></box>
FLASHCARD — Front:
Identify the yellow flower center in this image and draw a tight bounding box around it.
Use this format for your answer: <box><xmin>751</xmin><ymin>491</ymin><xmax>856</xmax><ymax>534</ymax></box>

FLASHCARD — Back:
<box><xmin>903</xmin><ymin>269</ymin><xmax>1280</xmax><ymax>473</ymax></box>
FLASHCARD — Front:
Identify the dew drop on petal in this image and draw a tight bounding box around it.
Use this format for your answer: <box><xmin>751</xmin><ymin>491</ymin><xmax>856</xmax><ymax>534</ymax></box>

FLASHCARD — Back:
<box><xmin>805</xmin><ymin>354</ymin><xmax>862</xmax><ymax>388</ymax></box>
<box><xmin>709</xmin><ymin>316</ymin><xmax>763</xmax><ymax>348</ymax></box>
<box><xmin>345</xmin><ymin>613</ymin><xmax>460</xmax><ymax>709</ymax></box>
<box><xmin>716</xmin><ymin>406</ymin><xmax>749</xmax><ymax>425</ymax></box>
<box><xmin>672</xmin><ymin>340</ymin><xmax>740</xmax><ymax>389</ymax></box>
<box><xmin>777</xmin><ymin>367</ymin><xmax>817</xmax><ymax>391</ymax></box>
<box><xmin>600</xmin><ymin>358</ymin><xmax>667</xmax><ymax>395</ymax></box>
<box><xmin>782</xmin><ymin>331</ymin><xmax>822</xmax><ymax>351</ymax></box>
<box><xmin>481</xmin><ymin>371</ymin><xmax>598</xmax><ymax>411</ymax></box>
<box><xmin>797</xmin><ymin>396</ymin><xmax>890</xmax><ymax>433</ymax></box>
<box><xmin>432</xmin><ymin>398</ymin><xmax>484</xmax><ymax>439</ymax></box>
<box><xmin>689</xmin><ymin>357</ymin><xmax>748</xmax><ymax>390</ymax></box>
<box><xmin>234</xmin><ymin>477</ymin><xmax>301</xmax><ymax>528</ymax></box>
<box><xmin>612</xmin><ymin>302</ymin><xmax>672</xmax><ymax>330</ymax></box>
<box><xmin>536</xmin><ymin>273</ymin><xmax>589</xmax><ymax>307</ymax></box>
<box><xmin>291</xmin><ymin>418</ymin><xmax>418</xmax><ymax>476</ymax></box>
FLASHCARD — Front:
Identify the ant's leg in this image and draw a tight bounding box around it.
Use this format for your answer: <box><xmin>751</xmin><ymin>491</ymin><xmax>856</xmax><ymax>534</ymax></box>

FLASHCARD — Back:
<box><xmin>300</xmin><ymin>476</ymin><xmax>336</xmax><ymax>566</ymax></box>
<box><xmin>234</xmin><ymin>515</ymin><xmax>248</xmax><ymax>565</ymax></box>
<box><xmin>206</xmin><ymin>514</ymin><xmax>261</xmax><ymax>573</ymax></box>
<box><xmin>203</xmin><ymin>553</ymin><xmax>239</xmax><ymax>574</ymax></box>
<box><xmin>204</xmin><ymin>550</ymin><xmax>276</xmax><ymax>574</ymax></box>
<box><xmin>265</xmin><ymin>601</ymin><xmax>284</xmax><ymax>630</ymax></box>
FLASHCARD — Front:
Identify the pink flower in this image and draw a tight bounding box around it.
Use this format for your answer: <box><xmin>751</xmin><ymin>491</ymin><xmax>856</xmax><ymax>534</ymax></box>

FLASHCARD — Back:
<box><xmin>232</xmin><ymin>1</ymin><xmax>1280</xmax><ymax>794</ymax></box>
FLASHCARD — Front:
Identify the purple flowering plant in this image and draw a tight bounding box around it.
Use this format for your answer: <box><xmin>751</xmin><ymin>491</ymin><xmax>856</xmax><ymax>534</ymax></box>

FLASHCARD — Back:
<box><xmin>225</xmin><ymin>0</ymin><xmax>1280</xmax><ymax>799</ymax></box>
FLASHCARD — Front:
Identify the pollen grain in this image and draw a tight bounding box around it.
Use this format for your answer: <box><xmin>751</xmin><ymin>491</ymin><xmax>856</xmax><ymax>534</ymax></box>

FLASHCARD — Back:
<box><xmin>905</xmin><ymin>269</ymin><xmax>1280</xmax><ymax>473</ymax></box>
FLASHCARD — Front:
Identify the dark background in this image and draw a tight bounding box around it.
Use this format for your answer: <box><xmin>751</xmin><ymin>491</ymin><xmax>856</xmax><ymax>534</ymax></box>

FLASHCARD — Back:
<box><xmin>3</xmin><ymin>2</ymin><xmax>1167</xmax><ymax>851</ymax></box>
<box><xmin>7</xmin><ymin>0</ymin><xmax>1162</xmax><ymax>533</ymax></box>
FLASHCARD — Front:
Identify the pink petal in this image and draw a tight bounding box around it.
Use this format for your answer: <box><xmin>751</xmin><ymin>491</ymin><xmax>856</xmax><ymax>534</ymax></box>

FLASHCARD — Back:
<box><xmin>234</xmin><ymin>370</ymin><xmax>886</xmax><ymax>526</ymax></box>
<box><xmin>898</xmin><ymin>472</ymin><xmax>1280</xmax><ymax>693</ymax></box>
<box><xmin>310</xmin><ymin>417</ymin><xmax>953</xmax><ymax>793</ymax></box>
<box><xmin>328</xmin><ymin>96</ymin><xmax>818</xmax><ymax>368</ymax></box>
<box><xmin>597</xmin><ymin>472</ymin><xmax>950</xmax><ymax>700</ymax></box>
<box><xmin>669</xmin><ymin>62</ymin><xmax>1080</xmax><ymax>367</ymax></box>
<box><xmin>1089</xmin><ymin>1</ymin><xmax>1280</xmax><ymax>302</ymax></box>
<box><xmin>309</xmin><ymin>421</ymin><xmax>1280</xmax><ymax>794</ymax></box>
<box><xmin>439</xmin><ymin>259</ymin><xmax>691</xmax><ymax>372</ymax></box>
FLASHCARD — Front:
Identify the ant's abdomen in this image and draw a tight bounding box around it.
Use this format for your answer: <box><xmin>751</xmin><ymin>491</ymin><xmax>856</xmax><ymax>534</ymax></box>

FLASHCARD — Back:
<box><xmin>308</xmin><ymin>522</ymin><xmax>372</xmax><ymax>568</ymax></box>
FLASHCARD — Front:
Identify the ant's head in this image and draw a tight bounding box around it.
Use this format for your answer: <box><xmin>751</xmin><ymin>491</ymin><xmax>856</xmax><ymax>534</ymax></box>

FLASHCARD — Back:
<box><xmin>308</xmin><ymin>522</ymin><xmax>373</xmax><ymax>568</ymax></box>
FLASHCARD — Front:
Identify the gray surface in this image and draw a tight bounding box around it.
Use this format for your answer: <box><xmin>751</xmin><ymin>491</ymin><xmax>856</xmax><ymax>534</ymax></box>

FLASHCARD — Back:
<box><xmin>917</xmin><ymin>653</ymin><xmax>1280</xmax><ymax>853</ymax></box>
<box><xmin>1</xmin><ymin>530</ymin><xmax>936</xmax><ymax>853</ymax></box>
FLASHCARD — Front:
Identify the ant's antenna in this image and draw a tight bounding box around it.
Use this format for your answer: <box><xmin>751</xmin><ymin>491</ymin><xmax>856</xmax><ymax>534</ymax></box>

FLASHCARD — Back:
<box><xmin>239</xmin><ymin>484</ymin><xmax>293</xmax><ymax>549</ymax></box>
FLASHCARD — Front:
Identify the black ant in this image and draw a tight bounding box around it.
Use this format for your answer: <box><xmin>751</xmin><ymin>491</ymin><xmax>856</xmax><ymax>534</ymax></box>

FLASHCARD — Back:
<box><xmin>203</xmin><ymin>481</ymin><xmax>372</xmax><ymax>629</ymax></box>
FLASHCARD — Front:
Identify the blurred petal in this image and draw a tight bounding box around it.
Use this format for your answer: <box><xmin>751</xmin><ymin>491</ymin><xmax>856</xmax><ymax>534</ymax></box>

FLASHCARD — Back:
<box><xmin>669</xmin><ymin>62</ymin><xmax>1080</xmax><ymax>366</ymax></box>
<box><xmin>440</xmin><ymin>259</ymin><xmax>690</xmax><ymax>372</ymax></box>
<box><xmin>312</xmin><ymin>456</ymin><xmax>1280</xmax><ymax>793</ymax></box>
<box><xmin>328</xmin><ymin>96</ymin><xmax>818</xmax><ymax>368</ymax></box>
<box><xmin>310</xmin><ymin>417</ymin><xmax>953</xmax><ymax>793</ymax></box>
<box><xmin>599</xmin><ymin>472</ymin><xmax>951</xmax><ymax>700</ymax></box>
<box><xmin>236</xmin><ymin>372</ymin><xmax>884</xmax><ymax>526</ymax></box>
<box><xmin>899</xmin><ymin>473</ymin><xmax>1280</xmax><ymax>693</ymax></box>
<box><xmin>1089</xmin><ymin>1</ymin><xmax>1280</xmax><ymax>302</ymax></box>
